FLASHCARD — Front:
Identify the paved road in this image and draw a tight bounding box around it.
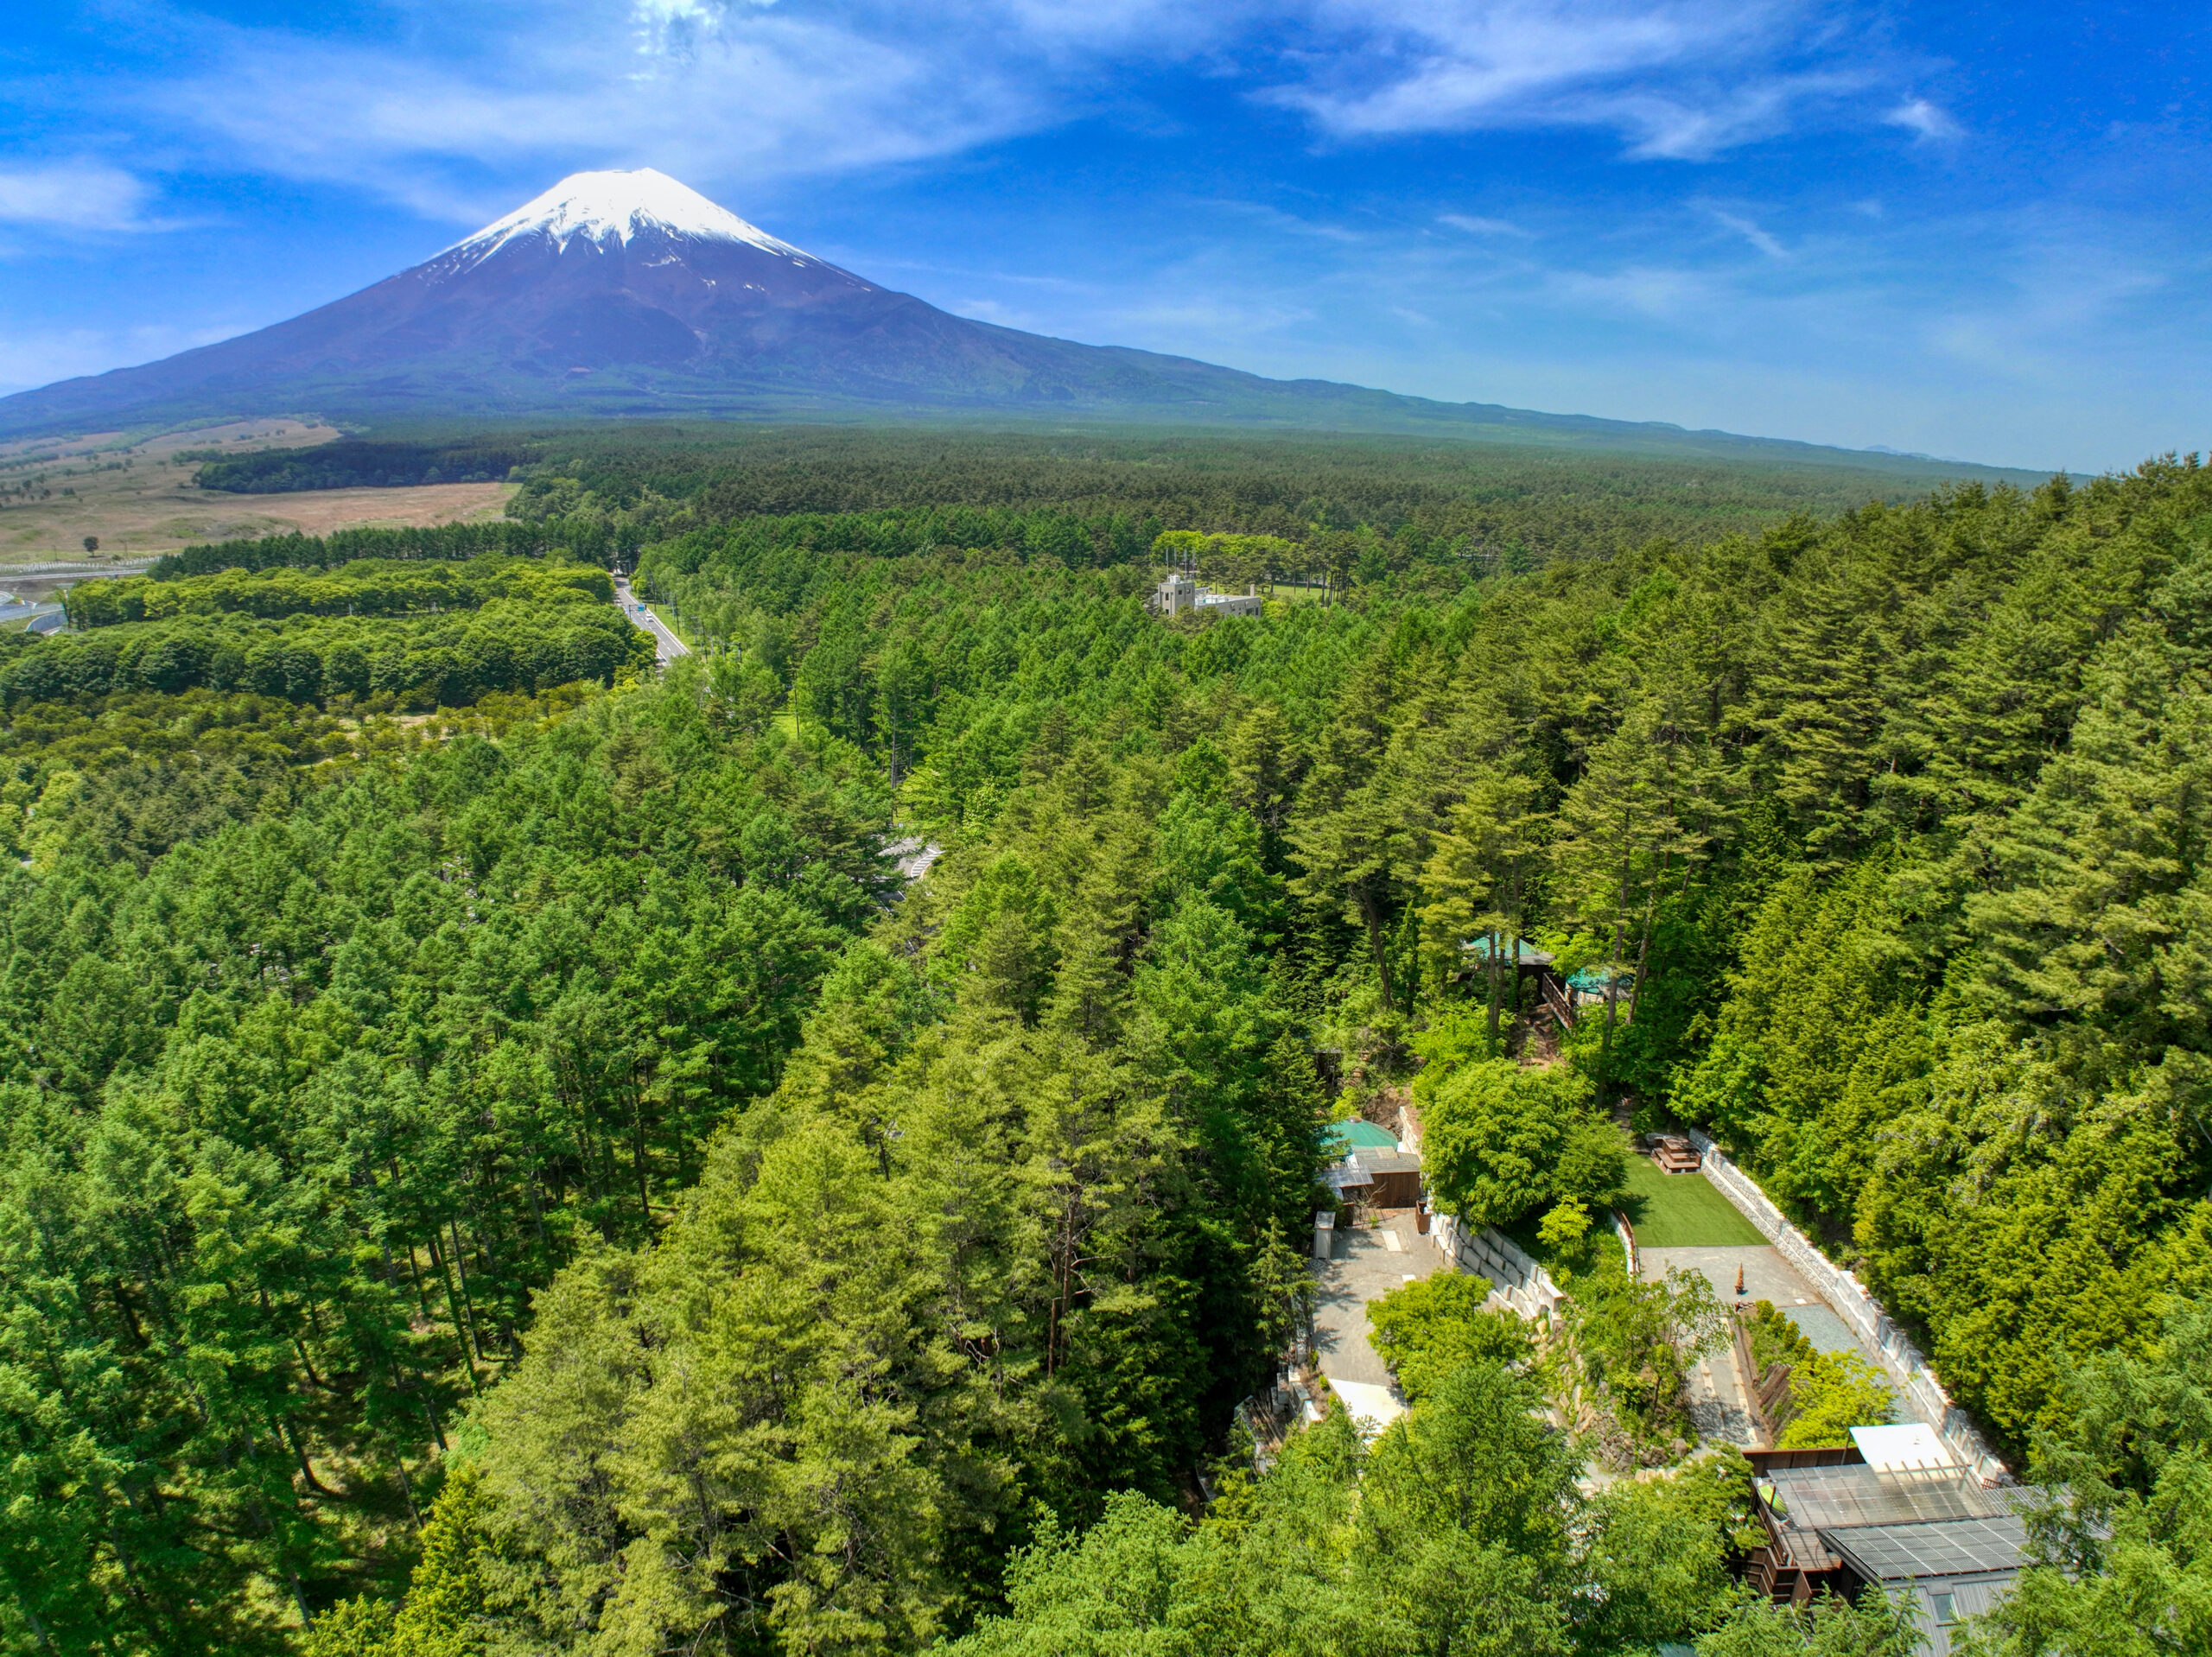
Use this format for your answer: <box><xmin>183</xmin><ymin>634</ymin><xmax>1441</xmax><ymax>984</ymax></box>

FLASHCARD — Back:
<box><xmin>1641</xmin><ymin>1243</ymin><xmax>1915</xmax><ymax>1443</ymax></box>
<box><xmin>885</xmin><ymin>836</ymin><xmax>943</xmax><ymax>883</ymax></box>
<box><xmin>613</xmin><ymin>575</ymin><xmax>690</xmax><ymax>664</ymax></box>
<box><xmin>1312</xmin><ymin>1210</ymin><xmax>1446</xmax><ymax>1431</ymax></box>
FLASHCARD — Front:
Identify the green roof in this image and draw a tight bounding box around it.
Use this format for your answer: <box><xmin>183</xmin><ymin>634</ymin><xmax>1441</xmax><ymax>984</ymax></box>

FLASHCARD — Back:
<box><xmin>1323</xmin><ymin>1121</ymin><xmax>1400</xmax><ymax>1153</ymax></box>
<box><xmin>1462</xmin><ymin>937</ymin><xmax>1553</xmax><ymax>964</ymax></box>
<box><xmin>1567</xmin><ymin>966</ymin><xmax>1635</xmax><ymax>994</ymax></box>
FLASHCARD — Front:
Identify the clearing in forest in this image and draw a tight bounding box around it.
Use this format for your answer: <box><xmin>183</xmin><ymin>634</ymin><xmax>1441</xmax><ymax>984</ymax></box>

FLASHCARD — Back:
<box><xmin>1618</xmin><ymin>1155</ymin><xmax>1766</xmax><ymax>1248</ymax></box>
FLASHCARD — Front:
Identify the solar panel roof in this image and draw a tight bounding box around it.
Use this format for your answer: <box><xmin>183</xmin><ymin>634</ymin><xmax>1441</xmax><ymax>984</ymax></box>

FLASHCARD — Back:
<box><xmin>1822</xmin><ymin>1514</ymin><xmax>2029</xmax><ymax>1582</ymax></box>
<box><xmin>1764</xmin><ymin>1463</ymin><xmax>2006</xmax><ymax>1533</ymax></box>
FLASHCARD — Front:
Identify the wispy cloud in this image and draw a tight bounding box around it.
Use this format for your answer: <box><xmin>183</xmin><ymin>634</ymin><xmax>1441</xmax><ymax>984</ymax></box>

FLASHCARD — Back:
<box><xmin>124</xmin><ymin>1</ymin><xmax>1077</xmax><ymax>223</ymax></box>
<box><xmin>52</xmin><ymin>0</ymin><xmax>1936</xmax><ymax>234</ymax></box>
<box><xmin>0</xmin><ymin>162</ymin><xmax>164</xmax><ymax>232</ymax></box>
<box><xmin>1261</xmin><ymin>0</ymin><xmax>1884</xmax><ymax>159</ymax></box>
<box><xmin>1439</xmin><ymin>213</ymin><xmax>1532</xmax><ymax>236</ymax></box>
<box><xmin>1885</xmin><ymin>97</ymin><xmax>1960</xmax><ymax>142</ymax></box>
<box><xmin>1196</xmin><ymin>198</ymin><xmax>1363</xmax><ymax>241</ymax></box>
<box><xmin>1707</xmin><ymin>206</ymin><xmax>1788</xmax><ymax>257</ymax></box>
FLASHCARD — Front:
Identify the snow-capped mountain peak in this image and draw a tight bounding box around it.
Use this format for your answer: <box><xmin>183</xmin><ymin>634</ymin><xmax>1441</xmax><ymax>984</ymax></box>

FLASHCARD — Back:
<box><xmin>442</xmin><ymin>168</ymin><xmax>815</xmax><ymax>267</ymax></box>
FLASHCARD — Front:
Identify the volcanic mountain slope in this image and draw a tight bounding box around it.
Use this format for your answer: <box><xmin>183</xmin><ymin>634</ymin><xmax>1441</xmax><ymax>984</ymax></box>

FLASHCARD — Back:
<box><xmin>2</xmin><ymin>170</ymin><xmax>1089</xmax><ymax>430</ymax></box>
<box><xmin>0</xmin><ymin>171</ymin><xmax>2018</xmax><ymax>475</ymax></box>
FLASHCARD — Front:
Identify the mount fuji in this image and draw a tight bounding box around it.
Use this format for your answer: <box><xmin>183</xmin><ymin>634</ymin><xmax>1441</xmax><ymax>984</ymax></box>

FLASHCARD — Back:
<box><xmin>0</xmin><ymin>171</ymin><xmax>2003</xmax><ymax>472</ymax></box>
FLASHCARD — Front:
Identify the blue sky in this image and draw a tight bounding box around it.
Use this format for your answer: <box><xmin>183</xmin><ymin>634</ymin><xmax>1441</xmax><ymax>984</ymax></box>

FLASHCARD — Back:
<box><xmin>1</xmin><ymin>0</ymin><xmax>2202</xmax><ymax>470</ymax></box>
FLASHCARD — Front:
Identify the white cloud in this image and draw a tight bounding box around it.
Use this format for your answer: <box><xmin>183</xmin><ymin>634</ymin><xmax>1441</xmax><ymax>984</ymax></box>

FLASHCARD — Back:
<box><xmin>0</xmin><ymin>161</ymin><xmax>161</xmax><ymax>232</ymax></box>
<box><xmin>1439</xmin><ymin>212</ymin><xmax>1531</xmax><ymax>236</ymax></box>
<box><xmin>1707</xmin><ymin>206</ymin><xmax>1787</xmax><ymax>257</ymax></box>
<box><xmin>64</xmin><ymin>0</ymin><xmax>1934</xmax><ymax>233</ymax></box>
<box><xmin>1262</xmin><ymin>0</ymin><xmax>1878</xmax><ymax>159</ymax></box>
<box><xmin>130</xmin><ymin>2</ymin><xmax>1078</xmax><ymax>224</ymax></box>
<box><xmin>1885</xmin><ymin>97</ymin><xmax>1959</xmax><ymax>141</ymax></box>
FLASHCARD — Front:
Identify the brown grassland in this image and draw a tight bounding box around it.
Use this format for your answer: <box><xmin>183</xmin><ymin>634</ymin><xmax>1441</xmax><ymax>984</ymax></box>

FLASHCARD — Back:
<box><xmin>0</xmin><ymin>419</ymin><xmax>512</xmax><ymax>567</ymax></box>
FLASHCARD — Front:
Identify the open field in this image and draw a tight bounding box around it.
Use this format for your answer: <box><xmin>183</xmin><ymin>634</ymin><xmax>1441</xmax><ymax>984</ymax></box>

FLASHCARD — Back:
<box><xmin>0</xmin><ymin>418</ymin><xmax>513</xmax><ymax>559</ymax></box>
<box><xmin>1619</xmin><ymin>1156</ymin><xmax>1768</xmax><ymax>1248</ymax></box>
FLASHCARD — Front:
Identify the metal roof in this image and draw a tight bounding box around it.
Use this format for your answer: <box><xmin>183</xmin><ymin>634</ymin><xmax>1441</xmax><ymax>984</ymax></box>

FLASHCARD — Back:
<box><xmin>1462</xmin><ymin>937</ymin><xmax>1554</xmax><ymax>966</ymax></box>
<box><xmin>1324</xmin><ymin>1121</ymin><xmax>1401</xmax><ymax>1152</ymax></box>
<box><xmin>1358</xmin><ymin>1150</ymin><xmax>1422</xmax><ymax>1175</ymax></box>
<box><xmin>1853</xmin><ymin>1423</ymin><xmax>1955</xmax><ymax>1471</ymax></box>
<box><xmin>1823</xmin><ymin>1514</ymin><xmax>2028</xmax><ymax>1583</ymax></box>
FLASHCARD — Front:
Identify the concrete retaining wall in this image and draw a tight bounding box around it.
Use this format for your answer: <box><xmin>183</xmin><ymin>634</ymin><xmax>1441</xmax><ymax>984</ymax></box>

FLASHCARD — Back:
<box><xmin>1685</xmin><ymin>1127</ymin><xmax>2007</xmax><ymax>1484</ymax></box>
<box><xmin>1430</xmin><ymin>1211</ymin><xmax>1564</xmax><ymax>1319</ymax></box>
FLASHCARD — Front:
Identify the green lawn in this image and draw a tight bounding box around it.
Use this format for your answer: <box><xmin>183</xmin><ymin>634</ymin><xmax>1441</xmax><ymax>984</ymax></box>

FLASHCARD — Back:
<box><xmin>1618</xmin><ymin>1156</ymin><xmax>1767</xmax><ymax>1248</ymax></box>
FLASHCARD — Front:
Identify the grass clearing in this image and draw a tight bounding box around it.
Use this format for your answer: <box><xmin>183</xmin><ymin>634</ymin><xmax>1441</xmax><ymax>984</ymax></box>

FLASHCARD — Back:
<box><xmin>0</xmin><ymin>419</ymin><xmax>511</xmax><ymax>556</ymax></box>
<box><xmin>1618</xmin><ymin>1156</ymin><xmax>1767</xmax><ymax>1248</ymax></box>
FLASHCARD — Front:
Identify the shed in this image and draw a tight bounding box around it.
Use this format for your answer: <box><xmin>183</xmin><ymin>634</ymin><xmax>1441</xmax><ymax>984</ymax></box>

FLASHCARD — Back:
<box><xmin>1826</xmin><ymin>1517</ymin><xmax>2027</xmax><ymax>1655</ymax></box>
<box><xmin>1353</xmin><ymin>1149</ymin><xmax>1425</xmax><ymax>1209</ymax></box>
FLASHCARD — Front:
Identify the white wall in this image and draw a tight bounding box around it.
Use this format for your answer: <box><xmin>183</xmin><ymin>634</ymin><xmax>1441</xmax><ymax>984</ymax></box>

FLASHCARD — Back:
<box><xmin>1686</xmin><ymin>1128</ymin><xmax>2008</xmax><ymax>1484</ymax></box>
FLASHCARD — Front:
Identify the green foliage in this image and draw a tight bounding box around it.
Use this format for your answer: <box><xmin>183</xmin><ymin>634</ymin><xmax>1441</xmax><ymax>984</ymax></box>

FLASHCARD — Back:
<box><xmin>1560</xmin><ymin>1254</ymin><xmax>1732</xmax><ymax>1452</ymax></box>
<box><xmin>304</xmin><ymin>1466</ymin><xmax>493</xmax><ymax>1657</ymax></box>
<box><xmin>1538</xmin><ymin>1197</ymin><xmax>1594</xmax><ymax>1251</ymax></box>
<box><xmin>151</xmin><ymin>517</ymin><xmax>593</xmax><ymax>579</ymax></box>
<box><xmin>1745</xmin><ymin>1298</ymin><xmax>1817</xmax><ymax>1373</ymax></box>
<box><xmin>1423</xmin><ymin>1057</ymin><xmax>1616</xmax><ymax>1227</ymax></box>
<box><xmin>942</xmin><ymin>1363</ymin><xmax>1748</xmax><ymax>1657</ymax></box>
<box><xmin>0</xmin><ymin>688</ymin><xmax>365</xmax><ymax>867</ymax></box>
<box><xmin>0</xmin><ymin>678</ymin><xmax>893</xmax><ymax>1648</ymax></box>
<box><xmin>948</xmin><ymin>1495</ymin><xmax>1194</xmax><ymax>1657</ymax></box>
<box><xmin>8</xmin><ymin>435</ymin><xmax>2212</xmax><ymax>1649</ymax></box>
<box><xmin>67</xmin><ymin>554</ymin><xmax>608</xmax><ymax>628</ymax></box>
<box><xmin>1741</xmin><ymin>1296</ymin><xmax>1897</xmax><ymax>1449</ymax></box>
<box><xmin>1956</xmin><ymin>1292</ymin><xmax>2212</xmax><ymax>1657</ymax></box>
<box><xmin>1366</xmin><ymin>1272</ymin><xmax>1534</xmax><ymax>1400</ymax></box>
<box><xmin>2</xmin><ymin>594</ymin><xmax>651</xmax><ymax>708</ymax></box>
<box><xmin>1773</xmin><ymin>1351</ymin><xmax>1897</xmax><ymax>1450</ymax></box>
<box><xmin>1695</xmin><ymin>1590</ymin><xmax>1923</xmax><ymax>1657</ymax></box>
<box><xmin>195</xmin><ymin>438</ymin><xmax>531</xmax><ymax>495</ymax></box>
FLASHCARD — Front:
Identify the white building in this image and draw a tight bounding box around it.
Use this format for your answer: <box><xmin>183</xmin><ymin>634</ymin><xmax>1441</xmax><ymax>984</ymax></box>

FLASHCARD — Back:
<box><xmin>1150</xmin><ymin>571</ymin><xmax>1262</xmax><ymax>618</ymax></box>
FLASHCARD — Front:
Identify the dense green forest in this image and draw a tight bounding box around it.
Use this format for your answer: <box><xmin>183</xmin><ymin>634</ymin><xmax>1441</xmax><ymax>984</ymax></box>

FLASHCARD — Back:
<box><xmin>64</xmin><ymin>556</ymin><xmax>611</xmax><ymax>629</ymax></box>
<box><xmin>0</xmin><ymin>435</ymin><xmax>2204</xmax><ymax>1656</ymax></box>
<box><xmin>194</xmin><ymin>440</ymin><xmax>533</xmax><ymax>494</ymax></box>
<box><xmin>185</xmin><ymin>423</ymin><xmax>2037</xmax><ymax>568</ymax></box>
<box><xmin>3</xmin><ymin>580</ymin><xmax>648</xmax><ymax>709</ymax></box>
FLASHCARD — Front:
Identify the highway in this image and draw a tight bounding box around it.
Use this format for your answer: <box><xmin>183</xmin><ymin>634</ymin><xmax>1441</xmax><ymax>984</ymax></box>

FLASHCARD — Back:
<box><xmin>613</xmin><ymin>574</ymin><xmax>691</xmax><ymax>664</ymax></box>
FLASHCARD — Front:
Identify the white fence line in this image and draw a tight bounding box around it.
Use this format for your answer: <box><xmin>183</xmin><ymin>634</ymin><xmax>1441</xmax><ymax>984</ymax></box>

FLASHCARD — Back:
<box><xmin>1684</xmin><ymin>1128</ymin><xmax>2008</xmax><ymax>1484</ymax></box>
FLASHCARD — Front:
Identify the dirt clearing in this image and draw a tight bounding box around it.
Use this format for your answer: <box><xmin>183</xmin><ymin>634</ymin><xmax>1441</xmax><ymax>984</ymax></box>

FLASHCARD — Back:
<box><xmin>0</xmin><ymin>419</ymin><xmax>513</xmax><ymax>562</ymax></box>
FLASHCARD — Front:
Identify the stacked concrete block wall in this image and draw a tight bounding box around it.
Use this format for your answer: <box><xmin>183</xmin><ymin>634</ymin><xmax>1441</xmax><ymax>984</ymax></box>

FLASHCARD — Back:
<box><xmin>1685</xmin><ymin>1128</ymin><xmax>2007</xmax><ymax>1484</ymax></box>
<box><xmin>1430</xmin><ymin>1210</ymin><xmax>1563</xmax><ymax>1319</ymax></box>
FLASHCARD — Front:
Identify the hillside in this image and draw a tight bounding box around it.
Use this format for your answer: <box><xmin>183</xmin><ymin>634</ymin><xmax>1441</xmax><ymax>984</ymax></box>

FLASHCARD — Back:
<box><xmin>0</xmin><ymin>446</ymin><xmax>2201</xmax><ymax>1654</ymax></box>
<box><xmin>0</xmin><ymin>173</ymin><xmax>2037</xmax><ymax>480</ymax></box>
